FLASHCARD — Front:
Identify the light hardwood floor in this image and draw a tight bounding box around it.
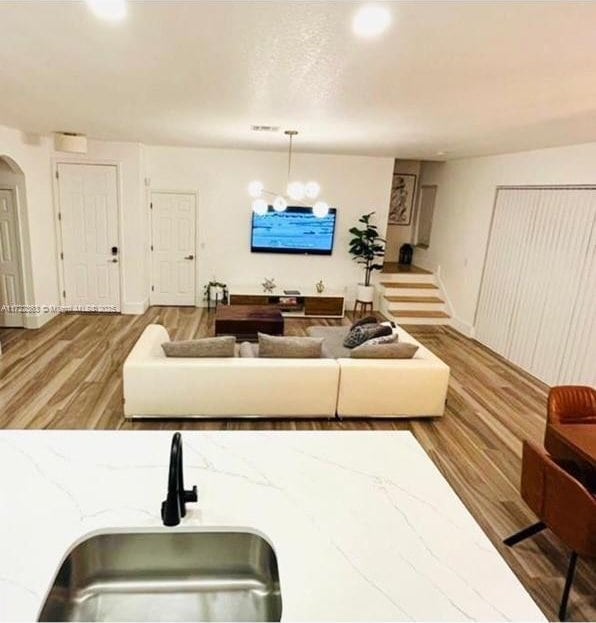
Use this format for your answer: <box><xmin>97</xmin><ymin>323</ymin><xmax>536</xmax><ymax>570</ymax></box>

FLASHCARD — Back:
<box><xmin>0</xmin><ymin>307</ymin><xmax>594</xmax><ymax>621</ymax></box>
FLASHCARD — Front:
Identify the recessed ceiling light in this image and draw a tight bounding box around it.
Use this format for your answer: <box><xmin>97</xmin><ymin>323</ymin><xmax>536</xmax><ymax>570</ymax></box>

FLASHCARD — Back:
<box><xmin>86</xmin><ymin>0</ymin><xmax>127</xmax><ymax>21</ymax></box>
<box><xmin>353</xmin><ymin>5</ymin><xmax>391</xmax><ymax>38</ymax></box>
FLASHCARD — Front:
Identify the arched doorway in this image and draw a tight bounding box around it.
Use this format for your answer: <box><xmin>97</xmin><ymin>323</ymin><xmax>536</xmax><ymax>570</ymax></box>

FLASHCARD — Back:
<box><xmin>0</xmin><ymin>155</ymin><xmax>33</xmax><ymax>328</ymax></box>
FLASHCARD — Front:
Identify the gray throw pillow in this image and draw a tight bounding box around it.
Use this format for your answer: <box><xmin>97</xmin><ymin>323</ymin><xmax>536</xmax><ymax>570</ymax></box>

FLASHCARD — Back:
<box><xmin>350</xmin><ymin>315</ymin><xmax>378</xmax><ymax>330</ymax></box>
<box><xmin>365</xmin><ymin>333</ymin><xmax>398</xmax><ymax>346</ymax></box>
<box><xmin>343</xmin><ymin>323</ymin><xmax>392</xmax><ymax>348</ymax></box>
<box><xmin>162</xmin><ymin>336</ymin><xmax>236</xmax><ymax>358</ymax></box>
<box><xmin>351</xmin><ymin>341</ymin><xmax>419</xmax><ymax>359</ymax></box>
<box><xmin>258</xmin><ymin>333</ymin><xmax>323</xmax><ymax>358</ymax></box>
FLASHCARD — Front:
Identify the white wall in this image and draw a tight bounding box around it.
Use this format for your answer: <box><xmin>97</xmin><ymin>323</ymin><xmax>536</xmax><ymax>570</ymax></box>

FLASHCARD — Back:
<box><xmin>145</xmin><ymin>146</ymin><xmax>394</xmax><ymax>305</ymax></box>
<box><xmin>0</xmin><ymin>125</ymin><xmax>58</xmax><ymax>327</ymax></box>
<box><xmin>416</xmin><ymin>141</ymin><xmax>596</xmax><ymax>335</ymax></box>
<box><xmin>1</xmin><ymin>126</ymin><xmax>394</xmax><ymax>327</ymax></box>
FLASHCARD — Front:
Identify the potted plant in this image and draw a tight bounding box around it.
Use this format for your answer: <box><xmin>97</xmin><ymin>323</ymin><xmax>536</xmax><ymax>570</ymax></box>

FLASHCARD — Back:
<box><xmin>348</xmin><ymin>212</ymin><xmax>385</xmax><ymax>303</ymax></box>
<box><xmin>203</xmin><ymin>280</ymin><xmax>228</xmax><ymax>309</ymax></box>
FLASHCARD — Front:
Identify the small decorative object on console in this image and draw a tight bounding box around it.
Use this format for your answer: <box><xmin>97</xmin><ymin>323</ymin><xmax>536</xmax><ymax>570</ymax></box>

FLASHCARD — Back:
<box><xmin>315</xmin><ymin>279</ymin><xmax>325</xmax><ymax>293</ymax></box>
<box><xmin>278</xmin><ymin>296</ymin><xmax>303</xmax><ymax>312</ymax></box>
<box><xmin>262</xmin><ymin>277</ymin><xmax>276</xmax><ymax>293</ymax></box>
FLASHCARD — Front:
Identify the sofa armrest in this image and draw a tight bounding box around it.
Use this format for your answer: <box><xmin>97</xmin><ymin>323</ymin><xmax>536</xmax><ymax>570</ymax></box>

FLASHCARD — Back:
<box><xmin>124</xmin><ymin>324</ymin><xmax>170</xmax><ymax>363</ymax></box>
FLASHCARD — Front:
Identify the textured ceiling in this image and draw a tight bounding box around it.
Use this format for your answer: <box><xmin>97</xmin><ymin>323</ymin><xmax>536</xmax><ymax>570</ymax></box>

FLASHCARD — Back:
<box><xmin>2</xmin><ymin>1</ymin><xmax>596</xmax><ymax>158</ymax></box>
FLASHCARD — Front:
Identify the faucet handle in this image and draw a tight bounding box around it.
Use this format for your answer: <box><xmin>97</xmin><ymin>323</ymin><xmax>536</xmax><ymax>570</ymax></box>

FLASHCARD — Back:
<box><xmin>184</xmin><ymin>485</ymin><xmax>198</xmax><ymax>503</ymax></box>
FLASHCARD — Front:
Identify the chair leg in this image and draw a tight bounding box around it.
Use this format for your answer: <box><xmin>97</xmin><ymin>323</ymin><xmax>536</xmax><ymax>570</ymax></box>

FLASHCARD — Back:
<box><xmin>559</xmin><ymin>551</ymin><xmax>578</xmax><ymax>621</ymax></box>
<box><xmin>503</xmin><ymin>521</ymin><xmax>546</xmax><ymax>546</ymax></box>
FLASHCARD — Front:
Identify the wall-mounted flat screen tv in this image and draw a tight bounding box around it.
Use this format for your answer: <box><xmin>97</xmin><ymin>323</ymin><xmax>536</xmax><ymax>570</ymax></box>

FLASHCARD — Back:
<box><xmin>251</xmin><ymin>205</ymin><xmax>337</xmax><ymax>255</ymax></box>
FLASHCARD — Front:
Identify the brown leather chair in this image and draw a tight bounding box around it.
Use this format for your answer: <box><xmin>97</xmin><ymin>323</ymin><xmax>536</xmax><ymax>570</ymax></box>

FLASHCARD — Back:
<box><xmin>547</xmin><ymin>385</ymin><xmax>596</xmax><ymax>425</ymax></box>
<box><xmin>504</xmin><ymin>441</ymin><xmax>596</xmax><ymax>621</ymax></box>
<box><xmin>545</xmin><ymin>385</ymin><xmax>596</xmax><ymax>491</ymax></box>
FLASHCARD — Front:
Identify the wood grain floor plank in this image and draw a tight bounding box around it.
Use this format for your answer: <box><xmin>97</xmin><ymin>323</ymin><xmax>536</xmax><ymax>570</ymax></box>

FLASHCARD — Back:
<box><xmin>0</xmin><ymin>310</ymin><xmax>594</xmax><ymax>621</ymax></box>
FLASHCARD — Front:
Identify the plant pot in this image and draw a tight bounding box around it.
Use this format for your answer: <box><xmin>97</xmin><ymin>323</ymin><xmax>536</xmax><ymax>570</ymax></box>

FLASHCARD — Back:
<box><xmin>207</xmin><ymin>285</ymin><xmax>224</xmax><ymax>302</ymax></box>
<box><xmin>357</xmin><ymin>284</ymin><xmax>375</xmax><ymax>303</ymax></box>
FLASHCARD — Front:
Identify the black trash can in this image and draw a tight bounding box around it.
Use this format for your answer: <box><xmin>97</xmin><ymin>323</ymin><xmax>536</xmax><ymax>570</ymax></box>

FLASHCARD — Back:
<box><xmin>399</xmin><ymin>243</ymin><xmax>413</xmax><ymax>265</ymax></box>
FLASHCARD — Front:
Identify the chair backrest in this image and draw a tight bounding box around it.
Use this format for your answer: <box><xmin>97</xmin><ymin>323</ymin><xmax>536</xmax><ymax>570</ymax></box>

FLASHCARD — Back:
<box><xmin>548</xmin><ymin>385</ymin><xmax>596</xmax><ymax>424</ymax></box>
<box><xmin>521</xmin><ymin>441</ymin><xmax>596</xmax><ymax>557</ymax></box>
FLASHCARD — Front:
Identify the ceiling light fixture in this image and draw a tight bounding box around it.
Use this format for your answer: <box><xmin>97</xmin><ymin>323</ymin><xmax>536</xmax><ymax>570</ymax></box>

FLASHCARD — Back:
<box><xmin>353</xmin><ymin>5</ymin><xmax>391</xmax><ymax>38</ymax></box>
<box><xmin>86</xmin><ymin>0</ymin><xmax>127</xmax><ymax>21</ymax></box>
<box><xmin>248</xmin><ymin>130</ymin><xmax>330</xmax><ymax>218</ymax></box>
<box><xmin>251</xmin><ymin>199</ymin><xmax>268</xmax><ymax>216</ymax></box>
<box><xmin>313</xmin><ymin>201</ymin><xmax>330</xmax><ymax>218</ymax></box>
<box><xmin>248</xmin><ymin>180</ymin><xmax>264</xmax><ymax>198</ymax></box>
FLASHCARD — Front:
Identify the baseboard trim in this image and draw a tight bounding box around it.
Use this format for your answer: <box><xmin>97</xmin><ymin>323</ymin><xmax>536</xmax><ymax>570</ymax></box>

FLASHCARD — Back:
<box><xmin>122</xmin><ymin>299</ymin><xmax>149</xmax><ymax>315</ymax></box>
<box><xmin>449</xmin><ymin>316</ymin><xmax>475</xmax><ymax>338</ymax></box>
<box><xmin>23</xmin><ymin>310</ymin><xmax>58</xmax><ymax>329</ymax></box>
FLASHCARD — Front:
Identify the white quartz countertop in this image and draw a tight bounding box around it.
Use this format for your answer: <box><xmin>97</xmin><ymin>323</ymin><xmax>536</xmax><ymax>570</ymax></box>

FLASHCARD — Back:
<box><xmin>0</xmin><ymin>431</ymin><xmax>545</xmax><ymax>622</ymax></box>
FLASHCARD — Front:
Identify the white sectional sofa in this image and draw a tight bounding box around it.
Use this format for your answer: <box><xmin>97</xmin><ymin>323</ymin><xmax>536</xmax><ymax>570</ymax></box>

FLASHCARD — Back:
<box><xmin>123</xmin><ymin>324</ymin><xmax>340</xmax><ymax>418</ymax></box>
<box><xmin>123</xmin><ymin>323</ymin><xmax>450</xmax><ymax>419</ymax></box>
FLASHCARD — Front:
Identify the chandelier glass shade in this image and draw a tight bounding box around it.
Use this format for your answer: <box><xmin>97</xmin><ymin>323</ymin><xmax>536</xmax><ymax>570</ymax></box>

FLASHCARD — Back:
<box><xmin>248</xmin><ymin>130</ymin><xmax>330</xmax><ymax>218</ymax></box>
<box><xmin>251</xmin><ymin>198</ymin><xmax>268</xmax><ymax>216</ymax></box>
<box><xmin>248</xmin><ymin>180</ymin><xmax>264</xmax><ymax>198</ymax></box>
<box><xmin>272</xmin><ymin>196</ymin><xmax>288</xmax><ymax>213</ymax></box>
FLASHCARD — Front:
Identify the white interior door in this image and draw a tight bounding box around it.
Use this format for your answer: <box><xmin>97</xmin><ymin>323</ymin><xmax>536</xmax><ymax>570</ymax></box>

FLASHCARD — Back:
<box><xmin>150</xmin><ymin>192</ymin><xmax>196</xmax><ymax>306</ymax></box>
<box><xmin>0</xmin><ymin>188</ymin><xmax>24</xmax><ymax>327</ymax></box>
<box><xmin>57</xmin><ymin>163</ymin><xmax>120</xmax><ymax>311</ymax></box>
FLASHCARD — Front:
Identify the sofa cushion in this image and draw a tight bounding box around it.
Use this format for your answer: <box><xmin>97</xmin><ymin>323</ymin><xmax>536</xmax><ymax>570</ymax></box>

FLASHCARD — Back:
<box><xmin>239</xmin><ymin>341</ymin><xmax>258</xmax><ymax>357</ymax></box>
<box><xmin>343</xmin><ymin>323</ymin><xmax>392</xmax><ymax>348</ymax></box>
<box><xmin>162</xmin><ymin>336</ymin><xmax>236</xmax><ymax>358</ymax></box>
<box><xmin>306</xmin><ymin>326</ymin><xmax>352</xmax><ymax>359</ymax></box>
<box><xmin>258</xmin><ymin>333</ymin><xmax>323</xmax><ymax>359</ymax></box>
<box><xmin>351</xmin><ymin>341</ymin><xmax>419</xmax><ymax>359</ymax></box>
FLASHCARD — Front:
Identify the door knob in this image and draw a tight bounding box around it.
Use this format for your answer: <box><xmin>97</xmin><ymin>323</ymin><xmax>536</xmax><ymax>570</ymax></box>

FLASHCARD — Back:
<box><xmin>184</xmin><ymin>254</ymin><xmax>195</xmax><ymax>260</ymax></box>
<box><xmin>111</xmin><ymin>258</ymin><xmax>118</xmax><ymax>263</ymax></box>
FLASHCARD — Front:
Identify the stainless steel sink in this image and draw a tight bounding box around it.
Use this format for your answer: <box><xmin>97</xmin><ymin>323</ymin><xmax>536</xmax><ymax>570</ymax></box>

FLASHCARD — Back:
<box><xmin>38</xmin><ymin>530</ymin><xmax>282</xmax><ymax>622</ymax></box>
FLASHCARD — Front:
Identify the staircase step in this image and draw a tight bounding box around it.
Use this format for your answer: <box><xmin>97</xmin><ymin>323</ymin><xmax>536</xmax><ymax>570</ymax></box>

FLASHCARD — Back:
<box><xmin>392</xmin><ymin>310</ymin><xmax>450</xmax><ymax>319</ymax></box>
<box><xmin>381</xmin><ymin>282</ymin><xmax>438</xmax><ymax>290</ymax></box>
<box><xmin>382</xmin><ymin>263</ymin><xmax>433</xmax><ymax>275</ymax></box>
<box><xmin>384</xmin><ymin>296</ymin><xmax>444</xmax><ymax>304</ymax></box>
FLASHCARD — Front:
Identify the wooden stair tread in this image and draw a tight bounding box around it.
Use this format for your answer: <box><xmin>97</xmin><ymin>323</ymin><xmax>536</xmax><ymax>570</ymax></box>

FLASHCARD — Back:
<box><xmin>382</xmin><ymin>263</ymin><xmax>433</xmax><ymax>275</ymax></box>
<box><xmin>384</xmin><ymin>296</ymin><xmax>444</xmax><ymax>303</ymax></box>
<box><xmin>391</xmin><ymin>310</ymin><xmax>450</xmax><ymax>318</ymax></box>
<box><xmin>381</xmin><ymin>282</ymin><xmax>438</xmax><ymax>289</ymax></box>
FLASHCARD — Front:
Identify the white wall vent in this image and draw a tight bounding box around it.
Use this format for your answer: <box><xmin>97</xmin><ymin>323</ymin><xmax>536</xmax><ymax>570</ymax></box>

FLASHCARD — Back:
<box><xmin>251</xmin><ymin>125</ymin><xmax>280</xmax><ymax>132</ymax></box>
<box><xmin>54</xmin><ymin>132</ymin><xmax>88</xmax><ymax>154</ymax></box>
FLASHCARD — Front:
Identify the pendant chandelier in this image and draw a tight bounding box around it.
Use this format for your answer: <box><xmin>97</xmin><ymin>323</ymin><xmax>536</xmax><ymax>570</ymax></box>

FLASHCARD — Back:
<box><xmin>248</xmin><ymin>130</ymin><xmax>330</xmax><ymax>218</ymax></box>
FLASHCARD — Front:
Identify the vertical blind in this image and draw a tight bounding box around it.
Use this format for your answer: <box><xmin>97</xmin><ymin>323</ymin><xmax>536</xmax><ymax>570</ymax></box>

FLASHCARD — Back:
<box><xmin>475</xmin><ymin>187</ymin><xmax>596</xmax><ymax>386</ymax></box>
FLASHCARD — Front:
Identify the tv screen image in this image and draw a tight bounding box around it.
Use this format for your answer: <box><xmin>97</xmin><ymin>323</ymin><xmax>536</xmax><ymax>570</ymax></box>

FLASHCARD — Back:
<box><xmin>251</xmin><ymin>206</ymin><xmax>337</xmax><ymax>255</ymax></box>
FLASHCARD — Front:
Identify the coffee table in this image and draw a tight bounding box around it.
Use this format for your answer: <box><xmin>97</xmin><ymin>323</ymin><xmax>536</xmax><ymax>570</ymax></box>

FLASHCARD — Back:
<box><xmin>214</xmin><ymin>305</ymin><xmax>284</xmax><ymax>341</ymax></box>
